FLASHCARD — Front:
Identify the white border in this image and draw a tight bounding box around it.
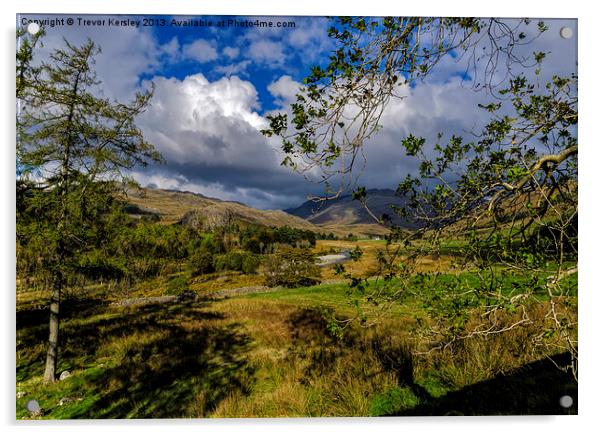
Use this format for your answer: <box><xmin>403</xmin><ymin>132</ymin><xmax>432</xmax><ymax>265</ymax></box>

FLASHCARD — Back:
<box><xmin>3</xmin><ymin>1</ymin><xmax>599</xmax><ymax>434</ymax></box>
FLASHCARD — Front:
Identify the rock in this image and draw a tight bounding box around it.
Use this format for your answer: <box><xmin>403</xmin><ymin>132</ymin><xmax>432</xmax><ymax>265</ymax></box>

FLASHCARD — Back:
<box><xmin>58</xmin><ymin>397</ymin><xmax>74</xmax><ymax>406</ymax></box>
<box><xmin>59</xmin><ymin>370</ymin><xmax>71</xmax><ymax>381</ymax></box>
<box><xmin>16</xmin><ymin>391</ymin><xmax>26</xmax><ymax>399</ymax></box>
<box><xmin>176</xmin><ymin>291</ymin><xmax>197</xmax><ymax>303</ymax></box>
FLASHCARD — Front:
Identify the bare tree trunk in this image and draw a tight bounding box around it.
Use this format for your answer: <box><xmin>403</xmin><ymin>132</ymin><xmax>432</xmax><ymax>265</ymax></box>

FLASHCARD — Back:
<box><xmin>43</xmin><ymin>273</ymin><xmax>61</xmax><ymax>382</ymax></box>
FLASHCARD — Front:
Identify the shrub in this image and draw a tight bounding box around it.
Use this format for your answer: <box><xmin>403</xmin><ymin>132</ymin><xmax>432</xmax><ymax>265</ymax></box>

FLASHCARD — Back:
<box><xmin>129</xmin><ymin>257</ymin><xmax>162</xmax><ymax>279</ymax></box>
<box><xmin>76</xmin><ymin>249</ymin><xmax>125</xmax><ymax>280</ymax></box>
<box><xmin>164</xmin><ymin>275</ymin><xmax>189</xmax><ymax>295</ymax></box>
<box><xmin>264</xmin><ymin>248</ymin><xmax>321</xmax><ymax>288</ymax></box>
<box><xmin>188</xmin><ymin>250</ymin><xmax>215</xmax><ymax>276</ymax></box>
<box><xmin>213</xmin><ymin>251</ymin><xmax>260</xmax><ymax>274</ymax></box>
<box><xmin>214</xmin><ymin>251</ymin><xmax>243</xmax><ymax>272</ymax></box>
<box><xmin>200</xmin><ymin>233</ymin><xmax>219</xmax><ymax>254</ymax></box>
<box><xmin>241</xmin><ymin>253</ymin><xmax>260</xmax><ymax>274</ymax></box>
<box><xmin>241</xmin><ymin>236</ymin><xmax>259</xmax><ymax>253</ymax></box>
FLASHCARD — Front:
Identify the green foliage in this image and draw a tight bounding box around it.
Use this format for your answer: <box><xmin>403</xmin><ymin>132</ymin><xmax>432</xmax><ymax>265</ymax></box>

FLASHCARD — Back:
<box><xmin>264</xmin><ymin>248</ymin><xmax>322</xmax><ymax>288</ymax></box>
<box><xmin>239</xmin><ymin>225</ymin><xmax>316</xmax><ymax>253</ymax></box>
<box><xmin>17</xmin><ymin>33</ymin><xmax>162</xmax><ymax>288</ymax></box>
<box><xmin>214</xmin><ymin>251</ymin><xmax>260</xmax><ymax>274</ymax></box>
<box><xmin>214</xmin><ymin>252</ymin><xmax>243</xmax><ymax>273</ymax></box>
<box><xmin>16</xmin><ymin>32</ymin><xmax>162</xmax><ymax>380</ymax></box>
<box><xmin>262</xmin><ymin>18</ymin><xmax>548</xmax><ymax>183</ymax></box>
<box><xmin>370</xmin><ymin>387</ymin><xmax>420</xmax><ymax>416</ymax></box>
<box><xmin>241</xmin><ymin>254</ymin><xmax>261</xmax><ymax>274</ymax></box>
<box><xmin>317</xmin><ymin>232</ymin><xmax>338</xmax><ymax>240</ymax></box>
<box><xmin>164</xmin><ymin>275</ymin><xmax>189</xmax><ymax>296</ymax></box>
<box><xmin>76</xmin><ymin>249</ymin><xmax>126</xmax><ymax>281</ymax></box>
<box><xmin>349</xmin><ymin>246</ymin><xmax>363</xmax><ymax>261</ymax></box>
<box><xmin>346</xmin><ymin>233</ymin><xmax>358</xmax><ymax>241</ymax></box>
<box><xmin>188</xmin><ymin>250</ymin><xmax>215</xmax><ymax>277</ymax></box>
<box><xmin>262</xmin><ymin>15</ymin><xmax>577</xmax><ymax>377</ymax></box>
<box><xmin>401</xmin><ymin>134</ymin><xmax>426</xmax><ymax>157</ymax></box>
<box><xmin>17</xmin><ymin>179</ymin><xmax>134</xmax><ymax>284</ymax></box>
<box><xmin>200</xmin><ymin>233</ymin><xmax>219</xmax><ymax>254</ymax></box>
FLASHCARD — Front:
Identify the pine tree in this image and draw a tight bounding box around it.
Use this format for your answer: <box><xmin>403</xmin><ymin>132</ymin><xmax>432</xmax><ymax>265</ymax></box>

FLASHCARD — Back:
<box><xmin>16</xmin><ymin>34</ymin><xmax>161</xmax><ymax>382</ymax></box>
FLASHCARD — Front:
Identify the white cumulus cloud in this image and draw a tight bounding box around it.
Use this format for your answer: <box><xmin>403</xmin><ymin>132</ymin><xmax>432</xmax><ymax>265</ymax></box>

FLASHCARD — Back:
<box><xmin>223</xmin><ymin>46</ymin><xmax>240</xmax><ymax>59</ymax></box>
<box><xmin>182</xmin><ymin>39</ymin><xmax>218</xmax><ymax>63</ymax></box>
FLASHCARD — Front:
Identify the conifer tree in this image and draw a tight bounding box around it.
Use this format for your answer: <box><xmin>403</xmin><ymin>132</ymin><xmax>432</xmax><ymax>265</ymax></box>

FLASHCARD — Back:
<box><xmin>17</xmin><ymin>34</ymin><xmax>161</xmax><ymax>382</ymax></box>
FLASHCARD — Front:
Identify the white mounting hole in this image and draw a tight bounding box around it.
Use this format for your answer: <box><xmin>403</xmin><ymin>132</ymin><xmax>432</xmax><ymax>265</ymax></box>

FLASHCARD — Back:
<box><xmin>26</xmin><ymin>399</ymin><xmax>40</xmax><ymax>413</ymax></box>
<box><xmin>26</xmin><ymin>22</ymin><xmax>40</xmax><ymax>35</ymax></box>
<box><xmin>560</xmin><ymin>27</ymin><xmax>573</xmax><ymax>39</ymax></box>
<box><xmin>559</xmin><ymin>395</ymin><xmax>573</xmax><ymax>408</ymax></box>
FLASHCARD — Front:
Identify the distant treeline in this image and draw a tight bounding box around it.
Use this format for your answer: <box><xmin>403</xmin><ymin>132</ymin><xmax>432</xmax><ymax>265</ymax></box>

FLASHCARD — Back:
<box><xmin>17</xmin><ymin>190</ymin><xmax>324</xmax><ymax>290</ymax></box>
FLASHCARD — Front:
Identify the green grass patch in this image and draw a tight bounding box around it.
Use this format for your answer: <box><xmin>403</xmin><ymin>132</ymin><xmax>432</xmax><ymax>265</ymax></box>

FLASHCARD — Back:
<box><xmin>369</xmin><ymin>386</ymin><xmax>420</xmax><ymax>416</ymax></box>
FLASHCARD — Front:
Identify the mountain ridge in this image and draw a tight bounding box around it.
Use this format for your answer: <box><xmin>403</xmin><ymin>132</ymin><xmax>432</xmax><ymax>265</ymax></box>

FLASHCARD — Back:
<box><xmin>284</xmin><ymin>188</ymin><xmax>415</xmax><ymax>228</ymax></box>
<box><xmin>125</xmin><ymin>186</ymin><xmax>318</xmax><ymax>231</ymax></box>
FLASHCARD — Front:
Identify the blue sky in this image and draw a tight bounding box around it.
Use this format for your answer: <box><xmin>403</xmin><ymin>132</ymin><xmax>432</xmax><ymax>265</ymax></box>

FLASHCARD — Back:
<box><xmin>132</xmin><ymin>15</ymin><xmax>331</xmax><ymax>112</ymax></box>
<box><xmin>18</xmin><ymin>14</ymin><xmax>577</xmax><ymax>209</ymax></box>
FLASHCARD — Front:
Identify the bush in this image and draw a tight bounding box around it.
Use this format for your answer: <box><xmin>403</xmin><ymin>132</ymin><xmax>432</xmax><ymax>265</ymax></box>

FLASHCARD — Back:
<box><xmin>164</xmin><ymin>275</ymin><xmax>189</xmax><ymax>295</ymax></box>
<box><xmin>213</xmin><ymin>251</ymin><xmax>259</xmax><ymax>274</ymax></box>
<box><xmin>77</xmin><ymin>249</ymin><xmax>126</xmax><ymax>280</ymax></box>
<box><xmin>200</xmin><ymin>233</ymin><xmax>219</xmax><ymax>254</ymax></box>
<box><xmin>242</xmin><ymin>236</ymin><xmax>262</xmax><ymax>254</ymax></box>
<box><xmin>214</xmin><ymin>251</ymin><xmax>242</xmax><ymax>272</ymax></box>
<box><xmin>129</xmin><ymin>257</ymin><xmax>163</xmax><ymax>279</ymax></box>
<box><xmin>264</xmin><ymin>248</ymin><xmax>321</xmax><ymax>288</ymax></box>
<box><xmin>241</xmin><ymin>253</ymin><xmax>260</xmax><ymax>274</ymax></box>
<box><xmin>188</xmin><ymin>250</ymin><xmax>215</xmax><ymax>276</ymax></box>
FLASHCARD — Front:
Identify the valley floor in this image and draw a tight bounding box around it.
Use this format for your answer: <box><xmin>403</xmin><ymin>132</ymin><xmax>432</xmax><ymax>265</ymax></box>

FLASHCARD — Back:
<box><xmin>16</xmin><ymin>276</ymin><xmax>577</xmax><ymax>418</ymax></box>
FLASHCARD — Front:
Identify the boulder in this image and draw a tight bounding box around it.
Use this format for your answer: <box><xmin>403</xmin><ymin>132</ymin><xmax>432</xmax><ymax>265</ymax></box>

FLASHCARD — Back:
<box><xmin>58</xmin><ymin>397</ymin><xmax>74</xmax><ymax>406</ymax></box>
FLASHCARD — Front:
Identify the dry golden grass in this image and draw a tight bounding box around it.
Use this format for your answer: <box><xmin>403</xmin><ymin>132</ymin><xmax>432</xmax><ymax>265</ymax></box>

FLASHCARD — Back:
<box><xmin>17</xmin><ymin>239</ymin><xmax>577</xmax><ymax>419</ymax></box>
<box><xmin>189</xmin><ymin>272</ymin><xmax>265</xmax><ymax>294</ymax></box>
<box><xmin>314</xmin><ymin>240</ymin><xmax>458</xmax><ymax>280</ymax></box>
<box><xmin>17</xmin><ymin>279</ymin><xmax>577</xmax><ymax>418</ymax></box>
<box><xmin>317</xmin><ymin>223</ymin><xmax>392</xmax><ymax>237</ymax></box>
<box><xmin>125</xmin><ymin>187</ymin><xmax>318</xmax><ymax>231</ymax></box>
<box><xmin>125</xmin><ymin>187</ymin><xmax>215</xmax><ymax>224</ymax></box>
<box><xmin>17</xmin><ymin>288</ymin><xmax>51</xmax><ymax>311</ymax></box>
<box><xmin>208</xmin><ymin>298</ymin><xmax>405</xmax><ymax>417</ymax></box>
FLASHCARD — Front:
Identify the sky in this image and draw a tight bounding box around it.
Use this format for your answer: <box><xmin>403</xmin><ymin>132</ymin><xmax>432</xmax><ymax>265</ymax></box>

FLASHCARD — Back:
<box><xmin>17</xmin><ymin>14</ymin><xmax>577</xmax><ymax>209</ymax></box>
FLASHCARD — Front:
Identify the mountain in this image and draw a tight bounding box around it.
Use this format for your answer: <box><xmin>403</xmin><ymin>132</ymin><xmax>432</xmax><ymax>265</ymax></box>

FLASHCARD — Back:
<box><xmin>285</xmin><ymin>188</ymin><xmax>416</xmax><ymax>229</ymax></box>
<box><xmin>124</xmin><ymin>187</ymin><xmax>318</xmax><ymax>231</ymax></box>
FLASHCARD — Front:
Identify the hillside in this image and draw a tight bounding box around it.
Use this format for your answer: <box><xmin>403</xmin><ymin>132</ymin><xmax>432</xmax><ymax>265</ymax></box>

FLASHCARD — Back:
<box><xmin>125</xmin><ymin>187</ymin><xmax>319</xmax><ymax>231</ymax></box>
<box><xmin>285</xmin><ymin>188</ymin><xmax>417</xmax><ymax>229</ymax></box>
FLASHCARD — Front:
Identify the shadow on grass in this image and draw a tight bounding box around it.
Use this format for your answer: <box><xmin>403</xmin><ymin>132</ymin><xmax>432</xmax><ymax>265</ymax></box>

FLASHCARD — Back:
<box><xmin>17</xmin><ymin>296</ymin><xmax>110</xmax><ymax>328</ymax></box>
<box><xmin>286</xmin><ymin>307</ymin><xmax>353</xmax><ymax>380</ymax></box>
<box><xmin>17</xmin><ymin>298</ymin><xmax>255</xmax><ymax>418</ymax></box>
<box><xmin>17</xmin><ymin>297</ymin><xmax>113</xmax><ymax>383</ymax></box>
<box><xmin>396</xmin><ymin>352</ymin><xmax>577</xmax><ymax>416</ymax></box>
<box><xmin>285</xmin><ymin>308</ymin><xmax>577</xmax><ymax>416</ymax></box>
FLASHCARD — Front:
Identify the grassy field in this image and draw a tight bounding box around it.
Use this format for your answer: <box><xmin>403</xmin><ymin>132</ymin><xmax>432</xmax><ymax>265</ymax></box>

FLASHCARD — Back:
<box><xmin>15</xmin><ymin>225</ymin><xmax>577</xmax><ymax>419</ymax></box>
<box><xmin>16</xmin><ymin>265</ymin><xmax>577</xmax><ymax>418</ymax></box>
<box><xmin>314</xmin><ymin>239</ymin><xmax>459</xmax><ymax>281</ymax></box>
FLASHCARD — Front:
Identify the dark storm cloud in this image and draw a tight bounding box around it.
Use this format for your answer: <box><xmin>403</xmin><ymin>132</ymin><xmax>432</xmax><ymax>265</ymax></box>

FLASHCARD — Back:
<box><xmin>21</xmin><ymin>15</ymin><xmax>577</xmax><ymax>209</ymax></box>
